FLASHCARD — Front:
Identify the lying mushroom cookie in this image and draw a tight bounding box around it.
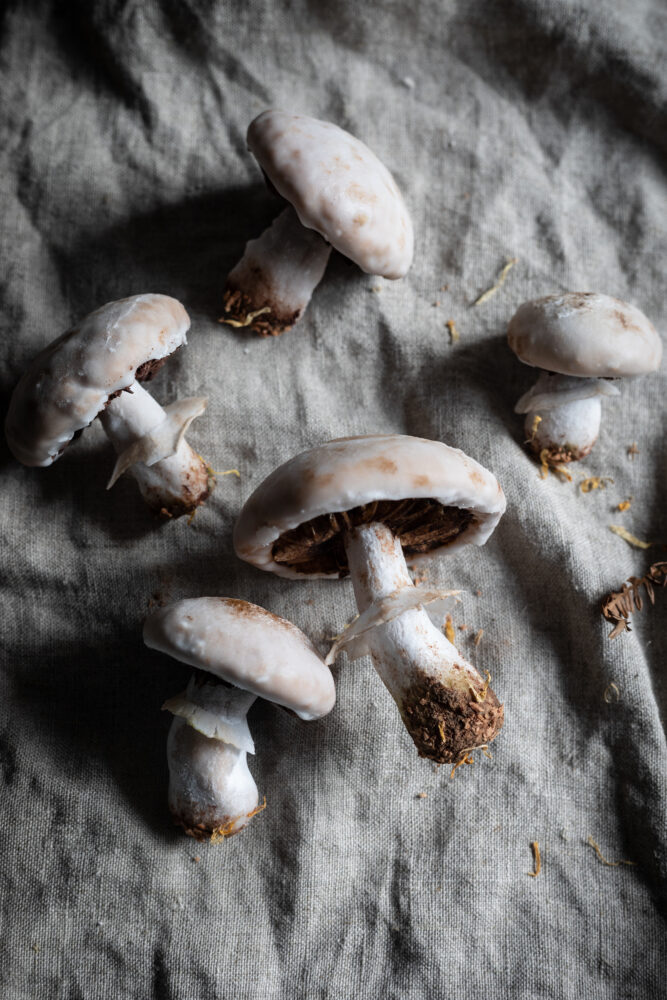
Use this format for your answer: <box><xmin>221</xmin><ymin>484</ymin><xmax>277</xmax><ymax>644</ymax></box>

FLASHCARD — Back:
<box><xmin>144</xmin><ymin>597</ymin><xmax>335</xmax><ymax>840</ymax></box>
<box><xmin>220</xmin><ymin>109</ymin><xmax>413</xmax><ymax>336</ymax></box>
<box><xmin>508</xmin><ymin>292</ymin><xmax>662</xmax><ymax>466</ymax></box>
<box><xmin>5</xmin><ymin>294</ymin><xmax>214</xmax><ymax>518</ymax></box>
<box><xmin>234</xmin><ymin>435</ymin><xmax>506</xmax><ymax>764</ymax></box>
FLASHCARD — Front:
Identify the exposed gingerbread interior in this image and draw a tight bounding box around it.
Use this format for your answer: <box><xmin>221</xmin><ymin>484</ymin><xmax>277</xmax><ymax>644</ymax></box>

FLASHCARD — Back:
<box><xmin>222</xmin><ymin>284</ymin><xmax>300</xmax><ymax>337</ymax></box>
<box><xmin>271</xmin><ymin>498</ymin><xmax>475</xmax><ymax>576</ymax></box>
<box><xmin>104</xmin><ymin>351</ymin><xmax>172</xmax><ymax>406</ymax></box>
<box><xmin>402</xmin><ymin>672</ymin><xmax>504</xmax><ymax>763</ymax></box>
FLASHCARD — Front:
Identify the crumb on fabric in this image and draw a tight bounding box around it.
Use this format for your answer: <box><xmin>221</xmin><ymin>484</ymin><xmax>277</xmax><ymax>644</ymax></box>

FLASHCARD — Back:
<box><xmin>527</xmin><ymin>841</ymin><xmax>541</xmax><ymax>878</ymax></box>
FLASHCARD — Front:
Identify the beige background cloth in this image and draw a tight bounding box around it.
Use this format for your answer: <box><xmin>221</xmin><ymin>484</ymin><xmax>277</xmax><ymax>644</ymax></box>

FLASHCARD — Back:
<box><xmin>1</xmin><ymin>1</ymin><xmax>665</xmax><ymax>996</ymax></box>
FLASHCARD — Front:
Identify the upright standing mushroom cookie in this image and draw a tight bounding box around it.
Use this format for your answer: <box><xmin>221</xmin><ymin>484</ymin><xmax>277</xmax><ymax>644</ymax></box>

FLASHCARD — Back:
<box><xmin>234</xmin><ymin>435</ymin><xmax>506</xmax><ymax>764</ymax></box>
<box><xmin>221</xmin><ymin>110</ymin><xmax>413</xmax><ymax>336</ymax></box>
<box><xmin>144</xmin><ymin>597</ymin><xmax>336</xmax><ymax>840</ymax></box>
<box><xmin>5</xmin><ymin>294</ymin><xmax>214</xmax><ymax>518</ymax></box>
<box><xmin>508</xmin><ymin>292</ymin><xmax>662</xmax><ymax>466</ymax></box>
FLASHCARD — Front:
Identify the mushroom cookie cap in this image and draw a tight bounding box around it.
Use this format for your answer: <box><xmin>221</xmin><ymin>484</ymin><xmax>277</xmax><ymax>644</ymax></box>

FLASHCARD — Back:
<box><xmin>6</xmin><ymin>294</ymin><xmax>190</xmax><ymax>467</ymax></box>
<box><xmin>234</xmin><ymin>435</ymin><xmax>506</xmax><ymax>580</ymax></box>
<box><xmin>248</xmin><ymin>110</ymin><xmax>413</xmax><ymax>279</ymax></box>
<box><xmin>144</xmin><ymin>598</ymin><xmax>335</xmax><ymax>721</ymax></box>
<box><xmin>508</xmin><ymin>292</ymin><xmax>662</xmax><ymax>378</ymax></box>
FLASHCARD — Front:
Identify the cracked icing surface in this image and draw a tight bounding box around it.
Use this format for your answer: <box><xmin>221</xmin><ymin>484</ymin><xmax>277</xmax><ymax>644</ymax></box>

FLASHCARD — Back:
<box><xmin>5</xmin><ymin>294</ymin><xmax>190</xmax><ymax>467</ymax></box>
<box><xmin>247</xmin><ymin>110</ymin><xmax>413</xmax><ymax>279</ymax></box>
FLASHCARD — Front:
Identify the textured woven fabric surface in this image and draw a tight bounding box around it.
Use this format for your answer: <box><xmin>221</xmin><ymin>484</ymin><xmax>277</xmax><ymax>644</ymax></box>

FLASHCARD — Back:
<box><xmin>1</xmin><ymin>1</ymin><xmax>665</xmax><ymax>997</ymax></box>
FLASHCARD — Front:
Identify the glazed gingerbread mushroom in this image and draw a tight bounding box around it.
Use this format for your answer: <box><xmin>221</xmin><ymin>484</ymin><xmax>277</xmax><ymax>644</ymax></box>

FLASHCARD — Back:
<box><xmin>5</xmin><ymin>294</ymin><xmax>213</xmax><ymax>518</ymax></box>
<box><xmin>144</xmin><ymin>597</ymin><xmax>336</xmax><ymax>840</ymax></box>
<box><xmin>220</xmin><ymin>110</ymin><xmax>413</xmax><ymax>336</ymax></box>
<box><xmin>234</xmin><ymin>435</ymin><xmax>506</xmax><ymax>764</ymax></box>
<box><xmin>508</xmin><ymin>292</ymin><xmax>662</xmax><ymax>467</ymax></box>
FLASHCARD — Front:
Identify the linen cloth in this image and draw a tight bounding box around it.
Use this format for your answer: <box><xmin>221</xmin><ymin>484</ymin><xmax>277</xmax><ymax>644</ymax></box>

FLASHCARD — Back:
<box><xmin>1</xmin><ymin>1</ymin><xmax>665</xmax><ymax>996</ymax></box>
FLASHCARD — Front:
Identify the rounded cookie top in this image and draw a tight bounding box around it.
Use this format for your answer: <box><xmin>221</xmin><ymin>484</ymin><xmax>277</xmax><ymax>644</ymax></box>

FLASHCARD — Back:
<box><xmin>248</xmin><ymin>110</ymin><xmax>413</xmax><ymax>279</ymax></box>
<box><xmin>508</xmin><ymin>292</ymin><xmax>662</xmax><ymax>378</ymax></box>
<box><xmin>5</xmin><ymin>294</ymin><xmax>190</xmax><ymax>467</ymax></box>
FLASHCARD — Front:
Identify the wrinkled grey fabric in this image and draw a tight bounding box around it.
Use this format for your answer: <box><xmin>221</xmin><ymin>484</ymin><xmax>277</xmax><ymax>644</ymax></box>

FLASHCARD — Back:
<box><xmin>1</xmin><ymin>1</ymin><xmax>665</xmax><ymax>997</ymax></box>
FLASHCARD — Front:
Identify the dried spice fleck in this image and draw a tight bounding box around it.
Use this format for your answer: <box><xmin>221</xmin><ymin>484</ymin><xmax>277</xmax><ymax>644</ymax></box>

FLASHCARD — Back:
<box><xmin>603</xmin><ymin>682</ymin><xmax>620</xmax><ymax>703</ymax></box>
<box><xmin>627</xmin><ymin>442</ymin><xmax>640</xmax><ymax>460</ymax></box>
<box><xmin>416</xmin><ymin>792</ymin><xmax>428</xmax><ymax>799</ymax></box>
<box><xmin>616</xmin><ymin>498</ymin><xmax>633</xmax><ymax>512</ymax></box>
<box><xmin>580</xmin><ymin>476</ymin><xmax>613</xmax><ymax>493</ymax></box>
<box><xmin>473</xmin><ymin>257</ymin><xmax>518</xmax><ymax>306</ymax></box>
<box><xmin>469</xmin><ymin>670</ymin><xmax>491</xmax><ymax>703</ymax></box>
<box><xmin>586</xmin><ymin>836</ymin><xmax>636</xmax><ymax>867</ymax></box>
<box><xmin>473</xmin><ymin>628</ymin><xmax>484</xmax><ymax>647</ymax></box>
<box><xmin>219</xmin><ymin>306</ymin><xmax>272</xmax><ymax>328</ymax></box>
<box><xmin>609</xmin><ymin>525</ymin><xmax>653</xmax><ymax>549</ymax></box>
<box><xmin>601</xmin><ymin>561</ymin><xmax>667</xmax><ymax>638</ymax></box>
<box><xmin>527</xmin><ymin>841</ymin><xmax>541</xmax><ymax>878</ymax></box>
<box><xmin>209</xmin><ymin>797</ymin><xmax>266</xmax><ymax>844</ymax></box>
<box><xmin>444</xmin><ymin>614</ymin><xmax>456</xmax><ymax>644</ymax></box>
<box><xmin>539</xmin><ymin>450</ymin><xmax>573</xmax><ymax>482</ymax></box>
<box><xmin>449</xmin><ymin>743</ymin><xmax>492</xmax><ymax>779</ymax></box>
<box><xmin>446</xmin><ymin>319</ymin><xmax>460</xmax><ymax>343</ymax></box>
<box><xmin>526</xmin><ymin>414</ymin><xmax>542</xmax><ymax>444</ymax></box>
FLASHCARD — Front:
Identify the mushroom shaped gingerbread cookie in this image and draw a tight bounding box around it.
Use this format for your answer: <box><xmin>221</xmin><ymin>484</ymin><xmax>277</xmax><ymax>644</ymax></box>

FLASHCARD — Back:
<box><xmin>144</xmin><ymin>598</ymin><xmax>335</xmax><ymax>840</ymax></box>
<box><xmin>234</xmin><ymin>435</ymin><xmax>506</xmax><ymax>764</ymax></box>
<box><xmin>221</xmin><ymin>110</ymin><xmax>413</xmax><ymax>336</ymax></box>
<box><xmin>509</xmin><ymin>292</ymin><xmax>662</xmax><ymax>467</ymax></box>
<box><xmin>5</xmin><ymin>294</ymin><xmax>214</xmax><ymax>518</ymax></box>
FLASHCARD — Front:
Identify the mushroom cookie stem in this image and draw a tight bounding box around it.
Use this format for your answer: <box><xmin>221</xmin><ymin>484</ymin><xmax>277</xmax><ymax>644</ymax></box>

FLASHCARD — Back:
<box><xmin>344</xmin><ymin>521</ymin><xmax>503</xmax><ymax>763</ymax></box>
<box><xmin>144</xmin><ymin>597</ymin><xmax>336</xmax><ymax>840</ymax></box>
<box><xmin>167</xmin><ymin>715</ymin><xmax>259</xmax><ymax>841</ymax></box>
<box><xmin>100</xmin><ymin>382</ymin><xmax>211</xmax><ymax>518</ymax></box>
<box><xmin>222</xmin><ymin>207</ymin><xmax>331</xmax><ymax>336</ymax></box>
<box><xmin>508</xmin><ymin>293</ymin><xmax>662</xmax><ymax>465</ymax></box>
<box><xmin>5</xmin><ymin>293</ymin><xmax>216</xmax><ymax>517</ymax></box>
<box><xmin>517</xmin><ymin>374</ymin><xmax>606</xmax><ymax>464</ymax></box>
<box><xmin>221</xmin><ymin>110</ymin><xmax>413</xmax><ymax>336</ymax></box>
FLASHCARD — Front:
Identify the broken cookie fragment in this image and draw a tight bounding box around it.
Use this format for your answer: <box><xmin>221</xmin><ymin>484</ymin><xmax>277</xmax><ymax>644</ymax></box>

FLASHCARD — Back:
<box><xmin>5</xmin><ymin>294</ymin><xmax>213</xmax><ymax>518</ymax></box>
<box><xmin>234</xmin><ymin>435</ymin><xmax>505</xmax><ymax>764</ymax></box>
<box><xmin>221</xmin><ymin>110</ymin><xmax>413</xmax><ymax>336</ymax></box>
<box><xmin>144</xmin><ymin>597</ymin><xmax>335</xmax><ymax>840</ymax></box>
<box><xmin>508</xmin><ymin>292</ymin><xmax>662</xmax><ymax>467</ymax></box>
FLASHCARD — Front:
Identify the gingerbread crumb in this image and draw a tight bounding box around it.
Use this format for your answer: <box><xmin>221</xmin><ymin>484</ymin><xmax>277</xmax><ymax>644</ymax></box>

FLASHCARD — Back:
<box><xmin>527</xmin><ymin>841</ymin><xmax>541</xmax><ymax>877</ymax></box>
<box><xmin>585</xmin><ymin>836</ymin><xmax>636</xmax><ymax>867</ymax></box>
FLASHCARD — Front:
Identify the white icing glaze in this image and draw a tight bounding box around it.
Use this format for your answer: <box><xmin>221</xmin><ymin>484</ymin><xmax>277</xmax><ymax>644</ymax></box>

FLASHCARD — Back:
<box><xmin>5</xmin><ymin>294</ymin><xmax>189</xmax><ymax>467</ymax></box>
<box><xmin>514</xmin><ymin>372</ymin><xmax>620</xmax><ymax>414</ymax></box>
<box><xmin>233</xmin><ymin>435</ymin><xmax>506</xmax><ymax>580</ymax></box>
<box><xmin>144</xmin><ymin>598</ymin><xmax>335</xmax><ymax>721</ymax></box>
<box><xmin>167</xmin><ymin>716</ymin><xmax>259</xmax><ymax>836</ymax></box>
<box><xmin>163</xmin><ymin>678</ymin><xmax>256</xmax><ymax>754</ymax></box>
<box><xmin>525</xmin><ymin>396</ymin><xmax>602</xmax><ymax>455</ymax></box>
<box><xmin>325</xmin><ymin>585</ymin><xmax>460</xmax><ymax>665</ymax></box>
<box><xmin>508</xmin><ymin>292</ymin><xmax>662</xmax><ymax>377</ymax></box>
<box><xmin>103</xmin><ymin>388</ymin><xmax>208</xmax><ymax>488</ymax></box>
<box><xmin>343</xmin><ymin>522</ymin><xmax>482</xmax><ymax>705</ymax></box>
<box><xmin>248</xmin><ymin>110</ymin><xmax>414</xmax><ymax>279</ymax></box>
<box><xmin>225</xmin><ymin>206</ymin><xmax>331</xmax><ymax>326</ymax></box>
